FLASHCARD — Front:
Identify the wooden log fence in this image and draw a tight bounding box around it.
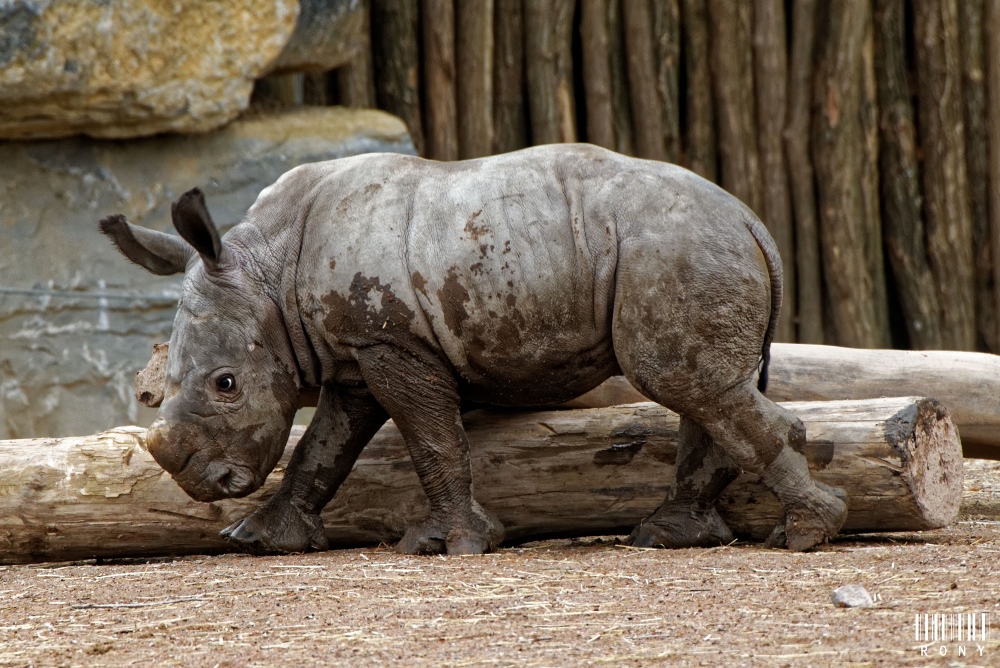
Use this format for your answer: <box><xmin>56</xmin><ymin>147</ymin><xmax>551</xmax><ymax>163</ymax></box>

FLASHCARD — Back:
<box><xmin>254</xmin><ymin>1</ymin><xmax>1000</xmax><ymax>355</ymax></box>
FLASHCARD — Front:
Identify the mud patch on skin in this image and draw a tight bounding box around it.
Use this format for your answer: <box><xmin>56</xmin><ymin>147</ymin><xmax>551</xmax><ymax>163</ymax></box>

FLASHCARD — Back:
<box><xmin>412</xmin><ymin>271</ymin><xmax>428</xmax><ymax>297</ymax></box>
<box><xmin>463</xmin><ymin>210</ymin><xmax>489</xmax><ymax>240</ymax></box>
<box><xmin>492</xmin><ymin>310</ymin><xmax>526</xmax><ymax>348</ymax></box>
<box><xmin>803</xmin><ymin>440</ymin><xmax>835</xmax><ymax>470</ymax></box>
<box><xmin>321</xmin><ymin>273</ymin><xmax>417</xmax><ymax>338</ymax></box>
<box><xmin>437</xmin><ymin>266</ymin><xmax>472</xmax><ymax>337</ymax></box>
<box><xmin>781</xmin><ymin>420</ymin><xmax>808</xmax><ymax>464</ymax></box>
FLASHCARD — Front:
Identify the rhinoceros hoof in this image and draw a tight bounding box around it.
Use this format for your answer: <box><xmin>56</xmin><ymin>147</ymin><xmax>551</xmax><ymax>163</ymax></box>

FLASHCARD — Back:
<box><xmin>396</xmin><ymin>507</ymin><xmax>504</xmax><ymax>556</ymax></box>
<box><xmin>221</xmin><ymin>497</ymin><xmax>329</xmax><ymax>555</ymax></box>
<box><xmin>627</xmin><ymin>505</ymin><xmax>734</xmax><ymax>549</ymax></box>
<box><xmin>767</xmin><ymin>482</ymin><xmax>849</xmax><ymax>552</ymax></box>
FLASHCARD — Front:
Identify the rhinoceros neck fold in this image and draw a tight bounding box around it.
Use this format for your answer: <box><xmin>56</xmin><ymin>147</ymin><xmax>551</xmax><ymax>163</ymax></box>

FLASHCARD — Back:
<box><xmin>228</xmin><ymin>199</ymin><xmax>320</xmax><ymax>390</ymax></box>
<box><xmin>277</xmin><ymin>210</ymin><xmax>322</xmax><ymax>389</ymax></box>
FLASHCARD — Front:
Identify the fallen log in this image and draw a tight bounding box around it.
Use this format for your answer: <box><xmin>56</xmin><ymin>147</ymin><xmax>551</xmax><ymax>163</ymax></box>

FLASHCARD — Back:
<box><xmin>765</xmin><ymin>344</ymin><xmax>1000</xmax><ymax>459</ymax></box>
<box><xmin>560</xmin><ymin>343</ymin><xmax>1000</xmax><ymax>459</ymax></box>
<box><xmin>0</xmin><ymin>397</ymin><xmax>961</xmax><ymax>564</ymax></box>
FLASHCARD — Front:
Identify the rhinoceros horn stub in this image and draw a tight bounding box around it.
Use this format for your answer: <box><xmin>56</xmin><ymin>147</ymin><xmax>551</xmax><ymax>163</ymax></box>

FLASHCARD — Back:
<box><xmin>135</xmin><ymin>342</ymin><xmax>169</xmax><ymax>408</ymax></box>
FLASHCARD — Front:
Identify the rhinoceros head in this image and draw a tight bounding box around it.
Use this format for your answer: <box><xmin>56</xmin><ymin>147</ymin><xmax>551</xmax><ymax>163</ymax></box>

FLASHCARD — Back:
<box><xmin>99</xmin><ymin>189</ymin><xmax>298</xmax><ymax>502</ymax></box>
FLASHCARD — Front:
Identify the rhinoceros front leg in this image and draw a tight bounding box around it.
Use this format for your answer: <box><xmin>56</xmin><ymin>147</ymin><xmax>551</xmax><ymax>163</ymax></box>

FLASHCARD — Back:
<box><xmin>221</xmin><ymin>388</ymin><xmax>388</xmax><ymax>554</ymax></box>
<box><xmin>356</xmin><ymin>344</ymin><xmax>504</xmax><ymax>555</ymax></box>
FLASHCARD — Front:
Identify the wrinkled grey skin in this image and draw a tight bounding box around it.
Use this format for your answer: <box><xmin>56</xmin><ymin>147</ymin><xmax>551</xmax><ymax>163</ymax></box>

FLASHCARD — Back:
<box><xmin>100</xmin><ymin>144</ymin><xmax>847</xmax><ymax>555</ymax></box>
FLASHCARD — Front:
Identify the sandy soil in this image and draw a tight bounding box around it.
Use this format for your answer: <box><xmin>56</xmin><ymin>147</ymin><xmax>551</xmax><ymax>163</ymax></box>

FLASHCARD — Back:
<box><xmin>2</xmin><ymin>461</ymin><xmax>999</xmax><ymax>667</ymax></box>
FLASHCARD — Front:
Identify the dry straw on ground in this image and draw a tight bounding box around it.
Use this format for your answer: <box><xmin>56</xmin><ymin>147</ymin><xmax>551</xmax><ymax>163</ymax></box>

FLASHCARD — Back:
<box><xmin>1</xmin><ymin>460</ymin><xmax>999</xmax><ymax>667</ymax></box>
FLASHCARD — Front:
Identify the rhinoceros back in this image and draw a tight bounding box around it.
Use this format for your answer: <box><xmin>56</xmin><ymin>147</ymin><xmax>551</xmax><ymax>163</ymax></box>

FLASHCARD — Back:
<box><xmin>282</xmin><ymin>144</ymin><xmax>772</xmax><ymax>406</ymax></box>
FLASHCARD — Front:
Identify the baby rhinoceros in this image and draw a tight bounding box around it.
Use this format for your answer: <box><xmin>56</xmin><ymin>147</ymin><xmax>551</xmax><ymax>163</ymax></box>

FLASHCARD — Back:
<box><xmin>100</xmin><ymin>144</ymin><xmax>847</xmax><ymax>555</ymax></box>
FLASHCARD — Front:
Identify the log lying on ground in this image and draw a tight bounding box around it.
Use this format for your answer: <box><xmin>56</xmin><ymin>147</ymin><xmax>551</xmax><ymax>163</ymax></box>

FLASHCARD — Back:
<box><xmin>0</xmin><ymin>397</ymin><xmax>961</xmax><ymax>564</ymax></box>
<box><xmin>766</xmin><ymin>344</ymin><xmax>1000</xmax><ymax>459</ymax></box>
<box><xmin>562</xmin><ymin>343</ymin><xmax>1000</xmax><ymax>459</ymax></box>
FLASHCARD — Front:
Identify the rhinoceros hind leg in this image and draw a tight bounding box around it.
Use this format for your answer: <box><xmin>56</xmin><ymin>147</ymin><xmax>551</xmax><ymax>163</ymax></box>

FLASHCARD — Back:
<box><xmin>613</xmin><ymin>285</ymin><xmax>847</xmax><ymax>551</ymax></box>
<box><xmin>356</xmin><ymin>345</ymin><xmax>505</xmax><ymax>555</ymax></box>
<box><xmin>763</xmin><ymin>478</ymin><xmax>850</xmax><ymax>552</ymax></box>
<box><xmin>694</xmin><ymin>382</ymin><xmax>848</xmax><ymax>551</ymax></box>
<box><xmin>628</xmin><ymin>416</ymin><xmax>738</xmax><ymax>548</ymax></box>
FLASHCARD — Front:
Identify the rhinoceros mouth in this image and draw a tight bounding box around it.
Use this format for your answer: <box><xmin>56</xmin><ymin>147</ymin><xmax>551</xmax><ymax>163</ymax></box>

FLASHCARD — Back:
<box><xmin>177</xmin><ymin>461</ymin><xmax>261</xmax><ymax>502</ymax></box>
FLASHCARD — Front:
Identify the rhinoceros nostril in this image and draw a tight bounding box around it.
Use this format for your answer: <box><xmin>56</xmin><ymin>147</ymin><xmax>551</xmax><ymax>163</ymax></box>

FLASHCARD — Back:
<box><xmin>216</xmin><ymin>469</ymin><xmax>233</xmax><ymax>493</ymax></box>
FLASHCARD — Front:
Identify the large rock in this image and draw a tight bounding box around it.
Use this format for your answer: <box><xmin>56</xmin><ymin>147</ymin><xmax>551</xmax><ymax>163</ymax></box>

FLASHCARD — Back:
<box><xmin>0</xmin><ymin>107</ymin><xmax>415</xmax><ymax>439</ymax></box>
<box><xmin>0</xmin><ymin>0</ymin><xmax>300</xmax><ymax>139</ymax></box>
<box><xmin>269</xmin><ymin>0</ymin><xmax>366</xmax><ymax>73</ymax></box>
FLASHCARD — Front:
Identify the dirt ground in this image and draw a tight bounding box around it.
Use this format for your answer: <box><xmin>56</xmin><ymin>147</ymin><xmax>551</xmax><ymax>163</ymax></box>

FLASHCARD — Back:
<box><xmin>2</xmin><ymin>461</ymin><xmax>999</xmax><ymax>667</ymax></box>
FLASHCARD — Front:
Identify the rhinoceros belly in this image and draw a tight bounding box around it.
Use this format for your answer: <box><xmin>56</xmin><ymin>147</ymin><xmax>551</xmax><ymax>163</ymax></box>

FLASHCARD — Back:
<box><xmin>406</xmin><ymin>154</ymin><xmax>621</xmax><ymax>406</ymax></box>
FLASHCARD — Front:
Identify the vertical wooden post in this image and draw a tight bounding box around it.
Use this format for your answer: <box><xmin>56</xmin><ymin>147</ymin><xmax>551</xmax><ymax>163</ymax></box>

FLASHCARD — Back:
<box><xmin>581</xmin><ymin>0</ymin><xmax>616</xmax><ymax>150</ymax></box>
<box><xmin>608</xmin><ymin>0</ymin><xmax>635</xmax><ymax>155</ymax></box>
<box><xmin>959</xmin><ymin>0</ymin><xmax>995</xmax><ymax>352</ymax></box>
<box><xmin>371</xmin><ymin>0</ymin><xmax>425</xmax><ymax>155</ymax></box>
<box><xmin>752</xmin><ymin>0</ymin><xmax>795</xmax><ymax>342</ymax></box>
<box><xmin>494</xmin><ymin>0</ymin><xmax>529</xmax><ymax>154</ymax></box>
<box><xmin>337</xmin><ymin>0</ymin><xmax>377</xmax><ymax>109</ymax></box>
<box><xmin>812</xmin><ymin>0</ymin><xmax>890</xmax><ymax>348</ymax></box>
<box><xmin>860</xmin><ymin>5</ymin><xmax>891</xmax><ymax>345</ymax></box>
<box><xmin>423</xmin><ymin>0</ymin><xmax>459</xmax><ymax>161</ymax></box>
<box><xmin>680</xmin><ymin>0</ymin><xmax>716</xmax><ymax>181</ymax></box>
<box><xmin>622</xmin><ymin>0</ymin><xmax>667</xmax><ymax>160</ymax></box>
<box><xmin>784</xmin><ymin>0</ymin><xmax>823</xmax><ymax>343</ymax></box>
<box><xmin>873</xmin><ymin>0</ymin><xmax>943</xmax><ymax>349</ymax></box>
<box><xmin>913</xmin><ymin>0</ymin><xmax>977</xmax><ymax>350</ymax></box>
<box><xmin>653</xmin><ymin>0</ymin><xmax>681</xmax><ymax>162</ymax></box>
<box><xmin>457</xmin><ymin>0</ymin><xmax>496</xmax><ymax>158</ymax></box>
<box><xmin>707</xmin><ymin>0</ymin><xmax>762</xmax><ymax>214</ymax></box>
<box><xmin>524</xmin><ymin>0</ymin><xmax>578</xmax><ymax>145</ymax></box>
<box><xmin>254</xmin><ymin>73</ymin><xmax>304</xmax><ymax>107</ymax></box>
<box><xmin>988</xmin><ymin>0</ymin><xmax>1000</xmax><ymax>351</ymax></box>
<box><xmin>302</xmin><ymin>73</ymin><xmax>329</xmax><ymax>106</ymax></box>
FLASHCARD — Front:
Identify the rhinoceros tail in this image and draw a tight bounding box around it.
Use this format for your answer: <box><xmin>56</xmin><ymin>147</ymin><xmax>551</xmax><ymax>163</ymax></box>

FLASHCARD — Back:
<box><xmin>741</xmin><ymin>212</ymin><xmax>782</xmax><ymax>394</ymax></box>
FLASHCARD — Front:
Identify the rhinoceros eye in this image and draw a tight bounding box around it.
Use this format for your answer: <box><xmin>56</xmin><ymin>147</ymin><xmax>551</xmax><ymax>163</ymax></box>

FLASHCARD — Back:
<box><xmin>216</xmin><ymin>374</ymin><xmax>236</xmax><ymax>393</ymax></box>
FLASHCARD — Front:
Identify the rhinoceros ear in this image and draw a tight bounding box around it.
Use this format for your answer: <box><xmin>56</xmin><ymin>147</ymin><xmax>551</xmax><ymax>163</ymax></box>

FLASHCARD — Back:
<box><xmin>171</xmin><ymin>188</ymin><xmax>225</xmax><ymax>269</ymax></box>
<box><xmin>99</xmin><ymin>214</ymin><xmax>194</xmax><ymax>276</ymax></box>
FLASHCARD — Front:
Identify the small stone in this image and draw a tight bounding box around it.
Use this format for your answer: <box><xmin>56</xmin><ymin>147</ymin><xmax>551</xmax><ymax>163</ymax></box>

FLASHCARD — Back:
<box><xmin>831</xmin><ymin>584</ymin><xmax>874</xmax><ymax>608</ymax></box>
